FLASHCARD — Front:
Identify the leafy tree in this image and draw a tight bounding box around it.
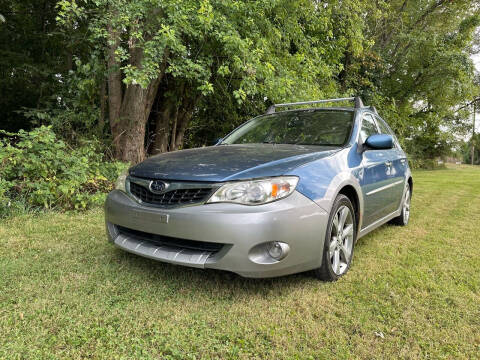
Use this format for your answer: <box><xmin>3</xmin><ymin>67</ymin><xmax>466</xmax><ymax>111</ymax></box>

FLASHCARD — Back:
<box><xmin>1</xmin><ymin>0</ymin><xmax>479</xmax><ymax>167</ymax></box>
<box><xmin>340</xmin><ymin>0</ymin><xmax>480</xmax><ymax>155</ymax></box>
<box><xmin>57</xmin><ymin>0</ymin><xmax>369</xmax><ymax>163</ymax></box>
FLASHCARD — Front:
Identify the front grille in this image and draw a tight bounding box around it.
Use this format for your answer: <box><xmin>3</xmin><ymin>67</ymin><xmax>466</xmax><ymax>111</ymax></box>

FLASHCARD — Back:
<box><xmin>116</xmin><ymin>226</ymin><xmax>225</xmax><ymax>253</ymax></box>
<box><xmin>129</xmin><ymin>182</ymin><xmax>214</xmax><ymax>207</ymax></box>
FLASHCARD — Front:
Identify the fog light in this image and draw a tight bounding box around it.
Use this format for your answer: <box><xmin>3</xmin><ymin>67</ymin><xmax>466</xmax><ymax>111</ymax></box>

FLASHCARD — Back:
<box><xmin>267</xmin><ymin>241</ymin><xmax>290</xmax><ymax>261</ymax></box>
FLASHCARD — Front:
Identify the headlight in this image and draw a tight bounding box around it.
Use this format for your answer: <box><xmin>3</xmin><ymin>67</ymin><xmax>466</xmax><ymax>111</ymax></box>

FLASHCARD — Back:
<box><xmin>115</xmin><ymin>171</ymin><xmax>128</xmax><ymax>192</ymax></box>
<box><xmin>207</xmin><ymin>176</ymin><xmax>299</xmax><ymax>205</ymax></box>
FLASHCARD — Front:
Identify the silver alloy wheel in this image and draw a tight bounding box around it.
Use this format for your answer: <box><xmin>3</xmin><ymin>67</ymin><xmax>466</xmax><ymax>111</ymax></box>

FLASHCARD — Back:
<box><xmin>329</xmin><ymin>205</ymin><xmax>354</xmax><ymax>275</ymax></box>
<box><xmin>403</xmin><ymin>188</ymin><xmax>411</xmax><ymax>223</ymax></box>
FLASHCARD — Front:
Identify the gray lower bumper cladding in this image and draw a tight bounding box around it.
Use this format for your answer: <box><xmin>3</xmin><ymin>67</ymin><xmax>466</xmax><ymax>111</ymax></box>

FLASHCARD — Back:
<box><xmin>105</xmin><ymin>190</ymin><xmax>329</xmax><ymax>278</ymax></box>
<box><xmin>114</xmin><ymin>233</ymin><xmax>213</xmax><ymax>268</ymax></box>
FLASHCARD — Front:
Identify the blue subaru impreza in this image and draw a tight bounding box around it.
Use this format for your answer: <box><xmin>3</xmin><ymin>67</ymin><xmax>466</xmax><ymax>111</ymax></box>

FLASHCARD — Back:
<box><xmin>105</xmin><ymin>97</ymin><xmax>412</xmax><ymax>281</ymax></box>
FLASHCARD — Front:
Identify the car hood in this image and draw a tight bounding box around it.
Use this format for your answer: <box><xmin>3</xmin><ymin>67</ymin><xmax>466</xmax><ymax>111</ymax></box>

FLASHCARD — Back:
<box><xmin>129</xmin><ymin>144</ymin><xmax>338</xmax><ymax>182</ymax></box>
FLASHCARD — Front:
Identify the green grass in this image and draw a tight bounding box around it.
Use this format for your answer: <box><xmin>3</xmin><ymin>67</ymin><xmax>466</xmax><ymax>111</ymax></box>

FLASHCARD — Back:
<box><xmin>1</xmin><ymin>165</ymin><xmax>479</xmax><ymax>359</ymax></box>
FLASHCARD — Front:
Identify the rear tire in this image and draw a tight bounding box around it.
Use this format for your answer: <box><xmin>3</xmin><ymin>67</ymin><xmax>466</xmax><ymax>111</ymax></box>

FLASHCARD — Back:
<box><xmin>391</xmin><ymin>183</ymin><xmax>411</xmax><ymax>226</ymax></box>
<box><xmin>314</xmin><ymin>194</ymin><xmax>356</xmax><ymax>281</ymax></box>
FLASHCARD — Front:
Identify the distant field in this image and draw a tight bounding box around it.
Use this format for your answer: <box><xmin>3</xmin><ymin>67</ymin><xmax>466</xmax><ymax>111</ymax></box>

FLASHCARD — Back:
<box><xmin>1</xmin><ymin>166</ymin><xmax>479</xmax><ymax>359</ymax></box>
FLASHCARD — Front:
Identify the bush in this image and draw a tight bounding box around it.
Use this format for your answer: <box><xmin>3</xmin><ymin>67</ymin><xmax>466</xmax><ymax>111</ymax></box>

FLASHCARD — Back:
<box><xmin>408</xmin><ymin>157</ymin><xmax>446</xmax><ymax>170</ymax></box>
<box><xmin>0</xmin><ymin>126</ymin><xmax>127</xmax><ymax>216</ymax></box>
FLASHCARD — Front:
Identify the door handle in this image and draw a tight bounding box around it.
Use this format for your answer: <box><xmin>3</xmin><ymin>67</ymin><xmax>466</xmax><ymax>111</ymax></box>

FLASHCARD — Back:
<box><xmin>385</xmin><ymin>161</ymin><xmax>392</xmax><ymax>167</ymax></box>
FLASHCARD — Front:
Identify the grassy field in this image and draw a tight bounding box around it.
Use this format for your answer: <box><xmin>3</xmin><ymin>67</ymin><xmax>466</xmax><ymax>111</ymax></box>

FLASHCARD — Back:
<box><xmin>1</xmin><ymin>166</ymin><xmax>479</xmax><ymax>359</ymax></box>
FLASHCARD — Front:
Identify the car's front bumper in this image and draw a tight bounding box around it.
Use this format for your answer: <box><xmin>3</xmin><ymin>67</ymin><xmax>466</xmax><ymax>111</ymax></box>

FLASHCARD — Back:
<box><xmin>105</xmin><ymin>190</ymin><xmax>329</xmax><ymax>278</ymax></box>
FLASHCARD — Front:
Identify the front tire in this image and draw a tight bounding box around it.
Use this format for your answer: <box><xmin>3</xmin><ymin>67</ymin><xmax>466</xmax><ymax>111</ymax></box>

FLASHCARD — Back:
<box><xmin>314</xmin><ymin>194</ymin><xmax>356</xmax><ymax>281</ymax></box>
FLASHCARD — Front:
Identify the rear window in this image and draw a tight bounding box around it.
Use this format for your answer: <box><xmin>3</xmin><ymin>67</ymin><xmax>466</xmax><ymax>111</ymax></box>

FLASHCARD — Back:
<box><xmin>223</xmin><ymin>110</ymin><xmax>354</xmax><ymax>146</ymax></box>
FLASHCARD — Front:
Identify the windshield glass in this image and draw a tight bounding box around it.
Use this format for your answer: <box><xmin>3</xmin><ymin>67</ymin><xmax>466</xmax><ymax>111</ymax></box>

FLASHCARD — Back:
<box><xmin>222</xmin><ymin>110</ymin><xmax>354</xmax><ymax>146</ymax></box>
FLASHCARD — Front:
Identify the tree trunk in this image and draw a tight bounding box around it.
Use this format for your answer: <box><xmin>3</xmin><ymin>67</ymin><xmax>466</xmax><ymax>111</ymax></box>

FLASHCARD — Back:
<box><xmin>117</xmin><ymin>84</ymin><xmax>149</xmax><ymax>162</ymax></box>
<box><xmin>174</xmin><ymin>112</ymin><xmax>191</xmax><ymax>150</ymax></box>
<box><xmin>106</xmin><ymin>25</ymin><xmax>167</xmax><ymax>163</ymax></box>
<box><xmin>151</xmin><ymin>89</ymin><xmax>199</xmax><ymax>153</ymax></box>
<box><xmin>169</xmin><ymin>106</ymin><xmax>179</xmax><ymax>151</ymax></box>
<box><xmin>111</xmin><ymin>79</ymin><xmax>163</xmax><ymax>163</ymax></box>
<box><xmin>173</xmin><ymin>94</ymin><xmax>199</xmax><ymax>150</ymax></box>
<box><xmin>152</xmin><ymin>101</ymin><xmax>172</xmax><ymax>154</ymax></box>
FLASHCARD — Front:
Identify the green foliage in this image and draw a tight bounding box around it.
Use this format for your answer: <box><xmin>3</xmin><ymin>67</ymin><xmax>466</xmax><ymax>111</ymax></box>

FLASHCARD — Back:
<box><xmin>0</xmin><ymin>126</ymin><xmax>127</xmax><ymax>216</ymax></box>
<box><xmin>58</xmin><ymin>0</ymin><xmax>369</xmax><ymax>105</ymax></box>
<box><xmin>408</xmin><ymin>158</ymin><xmax>445</xmax><ymax>171</ymax></box>
<box><xmin>53</xmin><ymin>0</ymin><xmax>377</xmax><ymax>160</ymax></box>
<box><xmin>184</xmin><ymin>87</ymin><xmax>266</xmax><ymax>148</ymax></box>
<box><xmin>341</xmin><ymin>0</ymin><xmax>479</xmax><ymax>162</ymax></box>
<box><xmin>462</xmin><ymin>133</ymin><xmax>480</xmax><ymax>165</ymax></box>
<box><xmin>21</xmin><ymin>55</ymin><xmax>107</xmax><ymax>142</ymax></box>
<box><xmin>1</xmin><ymin>0</ymin><xmax>479</xmax><ymax>164</ymax></box>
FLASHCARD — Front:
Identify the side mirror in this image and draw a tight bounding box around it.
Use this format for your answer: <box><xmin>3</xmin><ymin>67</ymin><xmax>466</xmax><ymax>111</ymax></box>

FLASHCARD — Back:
<box><xmin>364</xmin><ymin>134</ymin><xmax>394</xmax><ymax>150</ymax></box>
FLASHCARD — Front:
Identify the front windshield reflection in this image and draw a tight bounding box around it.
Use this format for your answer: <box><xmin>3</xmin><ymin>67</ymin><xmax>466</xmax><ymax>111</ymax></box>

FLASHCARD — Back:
<box><xmin>223</xmin><ymin>110</ymin><xmax>354</xmax><ymax>147</ymax></box>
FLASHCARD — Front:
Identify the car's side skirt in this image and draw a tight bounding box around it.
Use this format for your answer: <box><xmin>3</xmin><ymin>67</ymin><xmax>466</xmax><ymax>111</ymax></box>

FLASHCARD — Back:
<box><xmin>357</xmin><ymin>208</ymin><xmax>401</xmax><ymax>239</ymax></box>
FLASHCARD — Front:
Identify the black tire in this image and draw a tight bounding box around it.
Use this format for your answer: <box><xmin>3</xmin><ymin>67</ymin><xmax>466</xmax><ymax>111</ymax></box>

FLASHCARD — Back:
<box><xmin>390</xmin><ymin>183</ymin><xmax>411</xmax><ymax>226</ymax></box>
<box><xmin>314</xmin><ymin>194</ymin><xmax>357</xmax><ymax>281</ymax></box>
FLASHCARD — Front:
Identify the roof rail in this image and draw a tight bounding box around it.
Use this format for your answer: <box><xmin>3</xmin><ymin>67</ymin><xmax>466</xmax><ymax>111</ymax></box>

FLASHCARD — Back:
<box><xmin>266</xmin><ymin>96</ymin><xmax>364</xmax><ymax>114</ymax></box>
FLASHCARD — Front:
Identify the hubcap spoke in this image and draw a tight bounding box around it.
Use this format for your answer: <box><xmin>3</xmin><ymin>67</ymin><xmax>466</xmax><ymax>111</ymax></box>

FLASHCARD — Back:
<box><xmin>343</xmin><ymin>224</ymin><xmax>354</xmax><ymax>238</ymax></box>
<box><xmin>332</xmin><ymin>213</ymin><xmax>339</xmax><ymax>233</ymax></box>
<box><xmin>338</xmin><ymin>207</ymin><xmax>349</xmax><ymax>230</ymax></box>
<box><xmin>329</xmin><ymin>238</ymin><xmax>337</xmax><ymax>255</ymax></box>
<box><xmin>328</xmin><ymin>204</ymin><xmax>354</xmax><ymax>276</ymax></box>
<box><xmin>333</xmin><ymin>250</ymin><xmax>340</xmax><ymax>274</ymax></box>
<box><xmin>340</xmin><ymin>245</ymin><xmax>351</xmax><ymax>262</ymax></box>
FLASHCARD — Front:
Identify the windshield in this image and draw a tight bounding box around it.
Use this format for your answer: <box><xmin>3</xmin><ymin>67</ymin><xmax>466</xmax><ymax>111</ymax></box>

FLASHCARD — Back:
<box><xmin>222</xmin><ymin>110</ymin><xmax>354</xmax><ymax>146</ymax></box>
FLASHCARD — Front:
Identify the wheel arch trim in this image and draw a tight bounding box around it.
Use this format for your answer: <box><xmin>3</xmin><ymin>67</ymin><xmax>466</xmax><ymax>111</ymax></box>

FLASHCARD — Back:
<box><xmin>314</xmin><ymin>172</ymin><xmax>364</xmax><ymax>232</ymax></box>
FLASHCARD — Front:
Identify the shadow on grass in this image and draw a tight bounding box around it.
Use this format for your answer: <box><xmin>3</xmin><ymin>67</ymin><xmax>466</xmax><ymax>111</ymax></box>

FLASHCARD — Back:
<box><xmin>108</xmin><ymin>246</ymin><xmax>319</xmax><ymax>299</ymax></box>
<box><xmin>102</xmin><ymin>224</ymin><xmax>396</xmax><ymax>300</ymax></box>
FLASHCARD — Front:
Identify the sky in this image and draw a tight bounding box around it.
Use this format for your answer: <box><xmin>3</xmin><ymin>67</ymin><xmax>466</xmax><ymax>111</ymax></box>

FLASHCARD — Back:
<box><xmin>473</xmin><ymin>53</ymin><xmax>480</xmax><ymax>74</ymax></box>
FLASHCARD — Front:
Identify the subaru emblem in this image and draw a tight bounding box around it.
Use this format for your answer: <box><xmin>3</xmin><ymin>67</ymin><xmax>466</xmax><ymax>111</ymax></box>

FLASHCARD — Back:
<box><xmin>149</xmin><ymin>180</ymin><xmax>169</xmax><ymax>193</ymax></box>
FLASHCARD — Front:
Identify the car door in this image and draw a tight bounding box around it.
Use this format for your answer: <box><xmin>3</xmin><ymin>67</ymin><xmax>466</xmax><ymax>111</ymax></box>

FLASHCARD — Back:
<box><xmin>374</xmin><ymin>115</ymin><xmax>407</xmax><ymax>212</ymax></box>
<box><xmin>359</xmin><ymin>113</ymin><xmax>398</xmax><ymax>227</ymax></box>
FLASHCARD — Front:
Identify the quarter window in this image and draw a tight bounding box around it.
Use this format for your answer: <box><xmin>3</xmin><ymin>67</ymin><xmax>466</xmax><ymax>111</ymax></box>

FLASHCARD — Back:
<box><xmin>360</xmin><ymin>114</ymin><xmax>379</xmax><ymax>142</ymax></box>
<box><xmin>375</xmin><ymin>116</ymin><xmax>399</xmax><ymax>149</ymax></box>
<box><xmin>375</xmin><ymin>116</ymin><xmax>393</xmax><ymax>135</ymax></box>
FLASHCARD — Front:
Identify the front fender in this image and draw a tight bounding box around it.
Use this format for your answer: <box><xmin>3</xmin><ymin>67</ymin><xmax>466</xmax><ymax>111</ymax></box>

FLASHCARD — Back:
<box><xmin>288</xmin><ymin>147</ymin><xmax>365</xmax><ymax>229</ymax></box>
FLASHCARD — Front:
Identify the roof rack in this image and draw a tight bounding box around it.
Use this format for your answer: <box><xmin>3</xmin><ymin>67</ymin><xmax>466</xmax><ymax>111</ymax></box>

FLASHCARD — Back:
<box><xmin>265</xmin><ymin>96</ymin><xmax>364</xmax><ymax>114</ymax></box>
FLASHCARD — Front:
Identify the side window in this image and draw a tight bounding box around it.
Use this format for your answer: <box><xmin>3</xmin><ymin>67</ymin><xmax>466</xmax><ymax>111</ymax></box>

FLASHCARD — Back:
<box><xmin>360</xmin><ymin>114</ymin><xmax>379</xmax><ymax>142</ymax></box>
<box><xmin>375</xmin><ymin>116</ymin><xmax>400</xmax><ymax>149</ymax></box>
<box><xmin>375</xmin><ymin>116</ymin><xmax>393</xmax><ymax>135</ymax></box>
